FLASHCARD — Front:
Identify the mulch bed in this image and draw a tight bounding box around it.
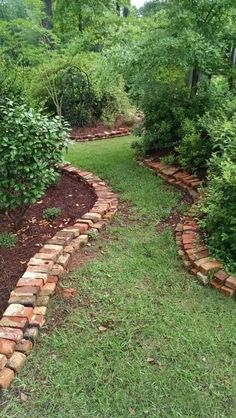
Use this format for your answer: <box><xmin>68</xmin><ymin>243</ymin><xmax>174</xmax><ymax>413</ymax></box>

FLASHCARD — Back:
<box><xmin>70</xmin><ymin>116</ymin><xmax>132</xmax><ymax>139</ymax></box>
<box><xmin>0</xmin><ymin>173</ymin><xmax>96</xmax><ymax>317</ymax></box>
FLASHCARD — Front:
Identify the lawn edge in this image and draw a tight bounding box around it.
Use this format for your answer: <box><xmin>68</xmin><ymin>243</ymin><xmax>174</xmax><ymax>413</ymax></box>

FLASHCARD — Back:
<box><xmin>140</xmin><ymin>158</ymin><xmax>236</xmax><ymax>299</ymax></box>
<box><xmin>0</xmin><ymin>164</ymin><xmax>118</xmax><ymax>389</ymax></box>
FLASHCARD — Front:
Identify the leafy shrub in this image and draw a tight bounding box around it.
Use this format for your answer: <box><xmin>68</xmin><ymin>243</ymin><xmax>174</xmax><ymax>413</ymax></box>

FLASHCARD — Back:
<box><xmin>27</xmin><ymin>53</ymin><xmax>135</xmax><ymax>127</ymax></box>
<box><xmin>132</xmin><ymin>80</ymin><xmax>194</xmax><ymax>154</ymax></box>
<box><xmin>176</xmin><ymin>118</ymin><xmax>210</xmax><ymax>174</ymax></box>
<box><xmin>43</xmin><ymin>207</ymin><xmax>61</xmax><ymax>221</ymax></box>
<box><xmin>0</xmin><ymin>99</ymin><xmax>68</xmax><ymax>227</ymax></box>
<box><xmin>0</xmin><ymin>232</ymin><xmax>17</xmax><ymax>248</ymax></box>
<box><xmin>176</xmin><ymin>81</ymin><xmax>236</xmax><ymax>173</ymax></box>
<box><xmin>197</xmin><ymin>114</ymin><xmax>236</xmax><ymax>271</ymax></box>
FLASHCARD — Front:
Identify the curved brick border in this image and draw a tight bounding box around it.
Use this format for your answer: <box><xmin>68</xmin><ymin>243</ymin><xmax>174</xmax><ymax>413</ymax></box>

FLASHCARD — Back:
<box><xmin>140</xmin><ymin>158</ymin><xmax>236</xmax><ymax>299</ymax></box>
<box><xmin>0</xmin><ymin>165</ymin><xmax>118</xmax><ymax>389</ymax></box>
<box><xmin>70</xmin><ymin>127</ymin><xmax>131</xmax><ymax>142</ymax></box>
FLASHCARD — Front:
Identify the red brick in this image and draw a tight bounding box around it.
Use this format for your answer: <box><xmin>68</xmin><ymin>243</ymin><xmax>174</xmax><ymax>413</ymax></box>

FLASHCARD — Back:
<box><xmin>15</xmin><ymin>339</ymin><xmax>33</xmax><ymax>355</ymax></box>
<box><xmin>28</xmin><ymin>258</ymin><xmax>54</xmax><ymax>268</ymax></box>
<box><xmin>0</xmin><ymin>354</ymin><xmax>7</xmax><ymax>370</ymax></box>
<box><xmin>7</xmin><ymin>352</ymin><xmax>26</xmax><ymax>372</ymax></box>
<box><xmin>210</xmin><ymin>279</ymin><xmax>222</xmax><ymax>290</ymax></box>
<box><xmin>199</xmin><ymin>261</ymin><xmax>222</xmax><ymax>275</ymax></box>
<box><xmin>16</xmin><ymin>278</ymin><xmax>44</xmax><ymax>288</ymax></box>
<box><xmin>0</xmin><ymin>317</ymin><xmax>28</xmax><ymax>330</ymax></box>
<box><xmin>0</xmin><ymin>368</ymin><xmax>14</xmax><ymax>389</ymax></box>
<box><xmin>214</xmin><ymin>269</ymin><xmax>228</xmax><ymax>281</ymax></box>
<box><xmin>26</xmin><ymin>265</ymin><xmax>52</xmax><ymax>274</ymax></box>
<box><xmin>11</xmin><ymin>286</ymin><xmax>40</xmax><ymax>296</ymax></box>
<box><xmin>194</xmin><ymin>250</ymin><xmax>209</xmax><ymax>260</ymax></box>
<box><xmin>0</xmin><ymin>339</ymin><xmax>16</xmax><ymax>358</ymax></box>
<box><xmin>73</xmin><ymin>223</ymin><xmax>88</xmax><ymax>234</ymax></box>
<box><xmin>47</xmin><ymin>275</ymin><xmax>59</xmax><ymax>285</ymax></box>
<box><xmin>29</xmin><ymin>314</ymin><xmax>45</xmax><ymax>328</ymax></box>
<box><xmin>3</xmin><ymin>305</ymin><xmax>34</xmax><ymax>321</ymax></box>
<box><xmin>39</xmin><ymin>282</ymin><xmax>56</xmax><ymax>296</ymax></box>
<box><xmin>8</xmin><ymin>295</ymin><xmax>36</xmax><ymax>306</ymax></box>
<box><xmin>0</xmin><ymin>327</ymin><xmax>23</xmax><ymax>342</ymax></box>
<box><xmin>220</xmin><ymin>286</ymin><xmax>235</xmax><ymax>297</ymax></box>
<box><xmin>34</xmin><ymin>251</ymin><xmax>58</xmax><ymax>261</ymax></box>
<box><xmin>225</xmin><ymin>276</ymin><xmax>236</xmax><ymax>290</ymax></box>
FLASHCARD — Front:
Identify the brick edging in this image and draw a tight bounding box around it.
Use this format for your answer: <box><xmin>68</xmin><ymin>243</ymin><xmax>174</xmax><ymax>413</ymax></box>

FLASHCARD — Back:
<box><xmin>0</xmin><ymin>165</ymin><xmax>118</xmax><ymax>389</ymax></box>
<box><xmin>139</xmin><ymin>158</ymin><xmax>236</xmax><ymax>299</ymax></box>
<box><xmin>70</xmin><ymin>128</ymin><xmax>131</xmax><ymax>142</ymax></box>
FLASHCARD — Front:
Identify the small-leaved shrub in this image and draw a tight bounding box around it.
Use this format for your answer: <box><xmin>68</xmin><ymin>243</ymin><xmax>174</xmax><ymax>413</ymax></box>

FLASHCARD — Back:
<box><xmin>0</xmin><ymin>232</ymin><xmax>17</xmax><ymax>248</ymax></box>
<box><xmin>43</xmin><ymin>207</ymin><xmax>61</xmax><ymax>221</ymax></box>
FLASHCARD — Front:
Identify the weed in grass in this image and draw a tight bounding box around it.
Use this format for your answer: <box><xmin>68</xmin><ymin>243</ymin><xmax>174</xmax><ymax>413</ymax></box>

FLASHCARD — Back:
<box><xmin>43</xmin><ymin>207</ymin><xmax>61</xmax><ymax>221</ymax></box>
<box><xmin>0</xmin><ymin>232</ymin><xmax>17</xmax><ymax>248</ymax></box>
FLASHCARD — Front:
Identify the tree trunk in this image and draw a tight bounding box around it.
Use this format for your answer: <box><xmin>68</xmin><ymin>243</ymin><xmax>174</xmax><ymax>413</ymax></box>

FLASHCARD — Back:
<box><xmin>123</xmin><ymin>6</ymin><xmax>130</xmax><ymax>17</ymax></box>
<box><xmin>116</xmin><ymin>2</ymin><xmax>121</xmax><ymax>16</ymax></box>
<box><xmin>229</xmin><ymin>47</ymin><xmax>236</xmax><ymax>90</ymax></box>
<box><xmin>42</xmin><ymin>0</ymin><xmax>53</xmax><ymax>29</ymax></box>
<box><xmin>187</xmin><ymin>67</ymin><xmax>200</xmax><ymax>97</ymax></box>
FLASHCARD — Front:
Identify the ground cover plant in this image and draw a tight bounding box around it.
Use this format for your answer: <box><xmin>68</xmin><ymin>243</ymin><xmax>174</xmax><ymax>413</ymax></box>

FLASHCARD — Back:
<box><xmin>1</xmin><ymin>137</ymin><xmax>236</xmax><ymax>418</ymax></box>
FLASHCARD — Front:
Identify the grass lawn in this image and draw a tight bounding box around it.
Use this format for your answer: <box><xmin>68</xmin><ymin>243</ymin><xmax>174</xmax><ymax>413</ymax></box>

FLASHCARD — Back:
<box><xmin>1</xmin><ymin>136</ymin><xmax>236</xmax><ymax>418</ymax></box>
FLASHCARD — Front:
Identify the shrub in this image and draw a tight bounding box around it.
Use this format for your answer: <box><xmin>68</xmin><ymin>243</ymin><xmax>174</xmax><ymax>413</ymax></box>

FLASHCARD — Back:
<box><xmin>197</xmin><ymin>115</ymin><xmax>236</xmax><ymax>271</ymax></box>
<box><xmin>176</xmin><ymin>81</ymin><xmax>236</xmax><ymax>173</ymax></box>
<box><xmin>176</xmin><ymin>118</ymin><xmax>210</xmax><ymax>174</ymax></box>
<box><xmin>0</xmin><ymin>99</ymin><xmax>68</xmax><ymax>227</ymax></box>
<box><xmin>27</xmin><ymin>53</ymin><xmax>135</xmax><ymax>127</ymax></box>
<box><xmin>0</xmin><ymin>232</ymin><xmax>17</xmax><ymax>248</ymax></box>
<box><xmin>43</xmin><ymin>207</ymin><xmax>61</xmax><ymax>221</ymax></box>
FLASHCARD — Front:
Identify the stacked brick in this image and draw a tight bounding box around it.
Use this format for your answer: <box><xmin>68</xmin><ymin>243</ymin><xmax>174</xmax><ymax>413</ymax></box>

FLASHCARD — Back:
<box><xmin>70</xmin><ymin>127</ymin><xmax>131</xmax><ymax>142</ymax></box>
<box><xmin>0</xmin><ymin>165</ymin><xmax>118</xmax><ymax>389</ymax></box>
<box><xmin>142</xmin><ymin>158</ymin><xmax>236</xmax><ymax>299</ymax></box>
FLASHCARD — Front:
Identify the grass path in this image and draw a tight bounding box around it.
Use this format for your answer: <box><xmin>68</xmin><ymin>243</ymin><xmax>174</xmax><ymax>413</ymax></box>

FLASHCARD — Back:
<box><xmin>1</xmin><ymin>136</ymin><xmax>236</xmax><ymax>418</ymax></box>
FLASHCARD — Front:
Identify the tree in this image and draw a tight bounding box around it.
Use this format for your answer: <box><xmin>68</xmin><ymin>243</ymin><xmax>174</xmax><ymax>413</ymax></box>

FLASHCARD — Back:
<box><xmin>42</xmin><ymin>0</ymin><xmax>53</xmax><ymax>29</ymax></box>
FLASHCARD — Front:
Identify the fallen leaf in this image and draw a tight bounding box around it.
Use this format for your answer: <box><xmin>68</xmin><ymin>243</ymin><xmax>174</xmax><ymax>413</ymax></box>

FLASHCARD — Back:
<box><xmin>147</xmin><ymin>357</ymin><xmax>155</xmax><ymax>364</ymax></box>
<box><xmin>99</xmin><ymin>326</ymin><xmax>107</xmax><ymax>332</ymax></box>
<box><xmin>20</xmin><ymin>392</ymin><xmax>28</xmax><ymax>402</ymax></box>
<box><xmin>128</xmin><ymin>407</ymin><xmax>136</xmax><ymax>415</ymax></box>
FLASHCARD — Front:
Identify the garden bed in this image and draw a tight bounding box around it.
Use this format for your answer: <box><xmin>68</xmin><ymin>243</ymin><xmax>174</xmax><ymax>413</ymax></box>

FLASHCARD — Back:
<box><xmin>0</xmin><ymin>173</ymin><xmax>96</xmax><ymax>317</ymax></box>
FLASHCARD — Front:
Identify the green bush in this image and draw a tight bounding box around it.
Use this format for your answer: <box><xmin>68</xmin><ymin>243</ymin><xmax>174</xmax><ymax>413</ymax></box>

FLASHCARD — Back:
<box><xmin>176</xmin><ymin>81</ymin><xmax>236</xmax><ymax>173</ymax></box>
<box><xmin>27</xmin><ymin>53</ymin><xmax>135</xmax><ymax>127</ymax></box>
<box><xmin>176</xmin><ymin>118</ymin><xmax>210</xmax><ymax>174</ymax></box>
<box><xmin>43</xmin><ymin>207</ymin><xmax>61</xmax><ymax>221</ymax></box>
<box><xmin>136</xmin><ymin>83</ymin><xmax>190</xmax><ymax>154</ymax></box>
<box><xmin>0</xmin><ymin>99</ymin><xmax>68</xmax><ymax>226</ymax></box>
<box><xmin>0</xmin><ymin>232</ymin><xmax>17</xmax><ymax>248</ymax></box>
<box><xmin>197</xmin><ymin>115</ymin><xmax>236</xmax><ymax>271</ymax></box>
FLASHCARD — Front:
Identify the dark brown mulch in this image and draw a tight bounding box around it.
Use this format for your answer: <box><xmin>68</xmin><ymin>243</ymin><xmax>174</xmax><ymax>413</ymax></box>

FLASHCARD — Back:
<box><xmin>70</xmin><ymin>116</ymin><xmax>132</xmax><ymax>138</ymax></box>
<box><xmin>0</xmin><ymin>173</ymin><xmax>96</xmax><ymax>317</ymax></box>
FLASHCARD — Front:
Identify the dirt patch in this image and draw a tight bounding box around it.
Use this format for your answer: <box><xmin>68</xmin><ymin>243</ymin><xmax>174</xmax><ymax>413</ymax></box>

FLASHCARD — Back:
<box><xmin>0</xmin><ymin>173</ymin><xmax>96</xmax><ymax>317</ymax></box>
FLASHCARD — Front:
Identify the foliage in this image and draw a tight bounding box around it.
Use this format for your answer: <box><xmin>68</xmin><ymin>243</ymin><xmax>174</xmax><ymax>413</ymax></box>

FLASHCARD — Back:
<box><xmin>0</xmin><ymin>232</ymin><xmax>17</xmax><ymax>248</ymax></box>
<box><xmin>197</xmin><ymin>114</ymin><xmax>236</xmax><ymax>270</ymax></box>
<box><xmin>0</xmin><ymin>99</ymin><xmax>68</xmax><ymax>226</ymax></box>
<box><xmin>27</xmin><ymin>52</ymin><xmax>135</xmax><ymax>126</ymax></box>
<box><xmin>87</xmin><ymin>229</ymin><xmax>98</xmax><ymax>240</ymax></box>
<box><xmin>7</xmin><ymin>137</ymin><xmax>236</xmax><ymax>418</ymax></box>
<box><xmin>43</xmin><ymin>207</ymin><xmax>61</xmax><ymax>221</ymax></box>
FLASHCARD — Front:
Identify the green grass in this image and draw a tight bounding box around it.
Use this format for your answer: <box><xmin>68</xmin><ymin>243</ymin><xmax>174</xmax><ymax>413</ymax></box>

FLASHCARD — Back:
<box><xmin>1</xmin><ymin>136</ymin><xmax>236</xmax><ymax>418</ymax></box>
